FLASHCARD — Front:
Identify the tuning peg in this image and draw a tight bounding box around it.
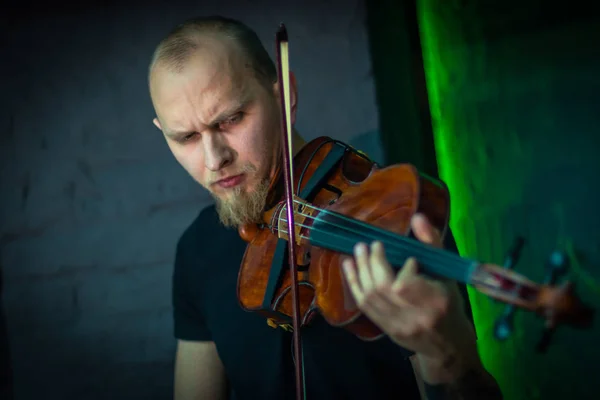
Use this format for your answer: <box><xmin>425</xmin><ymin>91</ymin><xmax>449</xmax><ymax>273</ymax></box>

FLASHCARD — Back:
<box><xmin>503</xmin><ymin>236</ymin><xmax>525</xmax><ymax>270</ymax></box>
<box><xmin>493</xmin><ymin>237</ymin><xmax>525</xmax><ymax>341</ymax></box>
<box><xmin>544</xmin><ymin>251</ymin><xmax>569</xmax><ymax>285</ymax></box>
<box><xmin>493</xmin><ymin>304</ymin><xmax>516</xmax><ymax>341</ymax></box>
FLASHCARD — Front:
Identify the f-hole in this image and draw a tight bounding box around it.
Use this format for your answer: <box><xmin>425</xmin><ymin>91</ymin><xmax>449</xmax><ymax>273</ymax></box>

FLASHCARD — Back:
<box><xmin>297</xmin><ymin>249</ymin><xmax>311</xmax><ymax>271</ymax></box>
<box><xmin>322</xmin><ymin>183</ymin><xmax>342</xmax><ymax>205</ymax></box>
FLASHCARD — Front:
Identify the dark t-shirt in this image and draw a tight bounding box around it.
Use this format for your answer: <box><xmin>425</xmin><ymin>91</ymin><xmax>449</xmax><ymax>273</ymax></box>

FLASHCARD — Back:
<box><xmin>173</xmin><ymin>204</ymin><xmax>474</xmax><ymax>400</ymax></box>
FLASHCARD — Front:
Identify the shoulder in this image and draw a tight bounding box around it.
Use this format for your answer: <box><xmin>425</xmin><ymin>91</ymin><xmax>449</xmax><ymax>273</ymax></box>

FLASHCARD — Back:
<box><xmin>176</xmin><ymin>204</ymin><xmax>220</xmax><ymax>254</ymax></box>
<box><xmin>174</xmin><ymin>203</ymin><xmax>243</xmax><ymax>274</ymax></box>
<box><xmin>174</xmin><ymin>204</ymin><xmax>224</xmax><ymax>276</ymax></box>
<box><xmin>171</xmin><ymin>205</ymin><xmax>228</xmax><ymax>341</ymax></box>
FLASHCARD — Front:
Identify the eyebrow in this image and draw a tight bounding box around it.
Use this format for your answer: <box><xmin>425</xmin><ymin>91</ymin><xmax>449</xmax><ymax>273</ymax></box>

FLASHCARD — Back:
<box><xmin>164</xmin><ymin>92</ymin><xmax>252</xmax><ymax>139</ymax></box>
<box><xmin>208</xmin><ymin>95</ymin><xmax>250</xmax><ymax>127</ymax></box>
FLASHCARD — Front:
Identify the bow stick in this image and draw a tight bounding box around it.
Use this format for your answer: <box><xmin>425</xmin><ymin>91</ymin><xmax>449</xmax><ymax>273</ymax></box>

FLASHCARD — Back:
<box><xmin>275</xmin><ymin>24</ymin><xmax>305</xmax><ymax>400</ymax></box>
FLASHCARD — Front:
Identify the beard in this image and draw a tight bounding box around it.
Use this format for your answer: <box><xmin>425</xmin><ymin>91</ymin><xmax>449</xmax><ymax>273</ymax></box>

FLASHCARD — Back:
<box><xmin>211</xmin><ymin>164</ymin><xmax>271</xmax><ymax>228</ymax></box>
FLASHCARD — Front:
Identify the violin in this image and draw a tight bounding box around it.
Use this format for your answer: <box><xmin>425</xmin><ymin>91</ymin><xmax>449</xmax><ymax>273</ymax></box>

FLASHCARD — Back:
<box><xmin>236</xmin><ymin>24</ymin><xmax>594</xmax><ymax>400</ymax></box>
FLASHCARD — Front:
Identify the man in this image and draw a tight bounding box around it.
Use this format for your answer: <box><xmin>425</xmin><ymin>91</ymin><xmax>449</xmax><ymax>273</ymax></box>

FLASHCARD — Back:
<box><xmin>148</xmin><ymin>16</ymin><xmax>502</xmax><ymax>400</ymax></box>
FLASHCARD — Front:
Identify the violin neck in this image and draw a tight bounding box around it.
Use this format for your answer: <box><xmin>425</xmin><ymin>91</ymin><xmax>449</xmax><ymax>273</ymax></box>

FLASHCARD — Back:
<box><xmin>383</xmin><ymin>240</ymin><xmax>479</xmax><ymax>284</ymax></box>
<box><xmin>308</xmin><ymin>210</ymin><xmax>479</xmax><ymax>284</ymax></box>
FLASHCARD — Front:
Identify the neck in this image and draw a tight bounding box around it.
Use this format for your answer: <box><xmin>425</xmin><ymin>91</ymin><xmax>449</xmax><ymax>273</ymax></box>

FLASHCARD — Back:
<box><xmin>291</xmin><ymin>129</ymin><xmax>306</xmax><ymax>157</ymax></box>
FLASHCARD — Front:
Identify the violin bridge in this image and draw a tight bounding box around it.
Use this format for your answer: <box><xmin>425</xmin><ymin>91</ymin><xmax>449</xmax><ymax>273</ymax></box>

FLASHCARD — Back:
<box><xmin>276</xmin><ymin>195</ymin><xmax>316</xmax><ymax>245</ymax></box>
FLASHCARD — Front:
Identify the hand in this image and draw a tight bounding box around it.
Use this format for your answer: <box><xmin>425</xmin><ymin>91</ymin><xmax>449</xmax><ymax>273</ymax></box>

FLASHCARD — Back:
<box><xmin>341</xmin><ymin>213</ymin><xmax>471</xmax><ymax>362</ymax></box>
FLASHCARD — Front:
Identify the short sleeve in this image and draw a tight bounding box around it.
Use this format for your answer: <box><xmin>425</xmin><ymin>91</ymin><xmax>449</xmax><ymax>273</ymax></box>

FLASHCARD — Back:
<box><xmin>443</xmin><ymin>229</ymin><xmax>476</xmax><ymax>333</ymax></box>
<box><xmin>172</xmin><ymin>230</ymin><xmax>213</xmax><ymax>342</ymax></box>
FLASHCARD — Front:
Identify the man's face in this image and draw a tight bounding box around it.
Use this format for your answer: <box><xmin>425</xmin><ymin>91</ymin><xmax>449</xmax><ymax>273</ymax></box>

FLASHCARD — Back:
<box><xmin>150</xmin><ymin>38</ymin><xmax>293</xmax><ymax>227</ymax></box>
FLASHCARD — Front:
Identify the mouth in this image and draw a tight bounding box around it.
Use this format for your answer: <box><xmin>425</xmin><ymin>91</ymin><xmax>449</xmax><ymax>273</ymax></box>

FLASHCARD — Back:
<box><xmin>214</xmin><ymin>174</ymin><xmax>245</xmax><ymax>189</ymax></box>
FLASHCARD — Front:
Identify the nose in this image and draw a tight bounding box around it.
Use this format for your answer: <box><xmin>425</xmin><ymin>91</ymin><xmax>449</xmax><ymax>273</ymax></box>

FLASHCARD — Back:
<box><xmin>203</xmin><ymin>132</ymin><xmax>233</xmax><ymax>171</ymax></box>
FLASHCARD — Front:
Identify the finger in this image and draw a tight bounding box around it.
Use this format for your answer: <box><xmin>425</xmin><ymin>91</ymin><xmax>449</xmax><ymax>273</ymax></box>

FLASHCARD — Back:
<box><xmin>354</xmin><ymin>242</ymin><xmax>393</xmax><ymax>312</ymax></box>
<box><xmin>369</xmin><ymin>241</ymin><xmax>395</xmax><ymax>289</ymax></box>
<box><xmin>397</xmin><ymin>256</ymin><xmax>419</xmax><ymax>282</ymax></box>
<box><xmin>343</xmin><ymin>256</ymin><xmax>394</xmax><ymax>314</ymax></box>
<box><xmin>354</xmin><ymin>242</ymin><xmax>374</xmax><ymax>293</ymax></box>
<box><xmin>411</xmin><ymin>213</ymin><xmax>442</xmax><ymax>248</ymax></box>
<box><xmin>391</xmin><ymin>257</ymin><xmax>425</xmax><ymax>304</ymax></box>
<box><xmin>342</xmin><ymin>258</ymin><xmax>365</xmax><ymax>304</ymax></box>
<box><xmin>368</xmin><ymin>241</ymin><xmax>409</xmax><ymax>313</ymax></box>
<box><xmin>391</xmin><ymin>256</ymin><xmax>418</xmax><ymax>302</ymax></box>
<box><xmin>369</xmin><ymin>243</ymin><xmax>413</xmax><ymax>314</ymax></box>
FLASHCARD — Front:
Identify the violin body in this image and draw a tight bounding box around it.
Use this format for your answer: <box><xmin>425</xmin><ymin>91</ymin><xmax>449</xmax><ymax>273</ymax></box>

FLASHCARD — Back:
<box><xmin>237</xmin><ymin>136</ymin><xmax>452</xmax><ymax>340</ymax></box>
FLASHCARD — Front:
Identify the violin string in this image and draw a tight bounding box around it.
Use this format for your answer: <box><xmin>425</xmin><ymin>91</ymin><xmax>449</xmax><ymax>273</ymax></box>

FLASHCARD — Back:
<box><xmin>293</xmin><ymin>199</ymin><xmax>459</xmax><ymax>251</ymax></box>
<box><xmin>277</xmin><ymin>212</ymin><xmax>474</xmax><ymax>282</ymax></box>
<box><xmin>274</xmin><ymin>201</ymin><xmax>528</xmax><ymax>310</ymax></box>
<box><xmin>284</xmin><ymin>200</ymin><xmax>455</xmax><ymax>262</ymax></box>
<box><xmin>282</xmin><ymin>200</ymin><xmax>460</xmax><ymax>262</ymax></box>
<box><xmin>278</xmin><ymin>221</ymin><xmax>470</xmax><ymax>282</ymax></box>
<box><xmin>290</xmin><ymin>199</ymin><xmax>464</xmax><ymax>259</ymax></box>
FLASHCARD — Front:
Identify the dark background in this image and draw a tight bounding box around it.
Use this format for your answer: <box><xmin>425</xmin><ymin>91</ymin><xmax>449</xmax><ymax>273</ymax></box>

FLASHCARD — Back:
<box><xmin>1</xmin><ymin>0</ymin><xmax>599</xmax><ymax>399</ymax></box>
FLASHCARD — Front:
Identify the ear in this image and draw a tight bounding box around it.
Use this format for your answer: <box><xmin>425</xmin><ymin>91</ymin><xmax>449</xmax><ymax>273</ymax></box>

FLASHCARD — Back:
<box><xmin>272</xmin><ymin>71</ymin><xmax>299</xmax><ymax>126</ymax></box>
<box><xmin>152</xmin><ymin>118</ymin><xmax>162</xmax><ymax>130</ymax></box>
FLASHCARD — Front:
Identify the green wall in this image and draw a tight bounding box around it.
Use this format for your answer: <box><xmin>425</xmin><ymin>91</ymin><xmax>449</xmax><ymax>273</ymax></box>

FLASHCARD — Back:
<box><xmin>366</xmin><ymin>1</ymin><xmax>600</xmax><ymax>399</ymax></box>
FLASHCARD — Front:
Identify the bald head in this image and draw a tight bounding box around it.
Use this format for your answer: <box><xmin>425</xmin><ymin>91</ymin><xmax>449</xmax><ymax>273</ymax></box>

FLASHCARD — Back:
<box><xmin>149</xmin><ymin>16</ymin><xmax>276</xmax><ymax>89</ymax></box>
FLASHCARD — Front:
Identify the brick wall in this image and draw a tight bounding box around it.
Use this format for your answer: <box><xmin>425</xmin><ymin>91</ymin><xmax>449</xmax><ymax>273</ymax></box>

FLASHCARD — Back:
<box><xmin>0</xmin><ymin>1</ymin><xmax>382</xmax><ymax>399</ymax></box>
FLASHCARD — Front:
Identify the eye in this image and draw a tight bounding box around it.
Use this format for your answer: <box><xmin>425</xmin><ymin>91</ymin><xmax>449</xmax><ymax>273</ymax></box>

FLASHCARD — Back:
<box><xmin>219</xmin><ymin>112</ymin><xmax>244</xmax><ymax>129</ymax></box>
<box><xmin>179</xmin><ymin>132</ymin><xmax>197</xmax><ymax>143</ymax></box>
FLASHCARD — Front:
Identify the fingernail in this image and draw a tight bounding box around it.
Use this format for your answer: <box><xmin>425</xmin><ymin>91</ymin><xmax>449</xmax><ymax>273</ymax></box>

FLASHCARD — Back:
<box><xmin>342</xmin><ymin>259</ymin><xmax>352</xmax><ymax>272</ymax></box>
<box><xmin>354</xmin><ymin>243</ymin><xmax>363</xmax><ymax>255</ymax></box>
<box><xmin>412</xmin><ymin>213</ymin><xmax>424</xmax><ymax>223</ymax></box>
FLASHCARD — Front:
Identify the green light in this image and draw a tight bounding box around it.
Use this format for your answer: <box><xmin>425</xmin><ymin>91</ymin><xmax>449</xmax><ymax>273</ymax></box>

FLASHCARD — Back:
<box><xmin>412</xmin><ymin>4</ymin><xmax>600</xmax><ymax>399</ymax></box>
<box><xmin>415</xmin><ymin>1</ymin><xmax>518</xmax><ymax>397</ymax></box>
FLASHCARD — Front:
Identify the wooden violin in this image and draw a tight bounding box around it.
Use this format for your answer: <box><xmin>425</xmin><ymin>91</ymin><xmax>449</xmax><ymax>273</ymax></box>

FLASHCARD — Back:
<box><xmin>236</xmin><ymin>24</ymin><xmax>594</xmax><ymax>400</ymax></box>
